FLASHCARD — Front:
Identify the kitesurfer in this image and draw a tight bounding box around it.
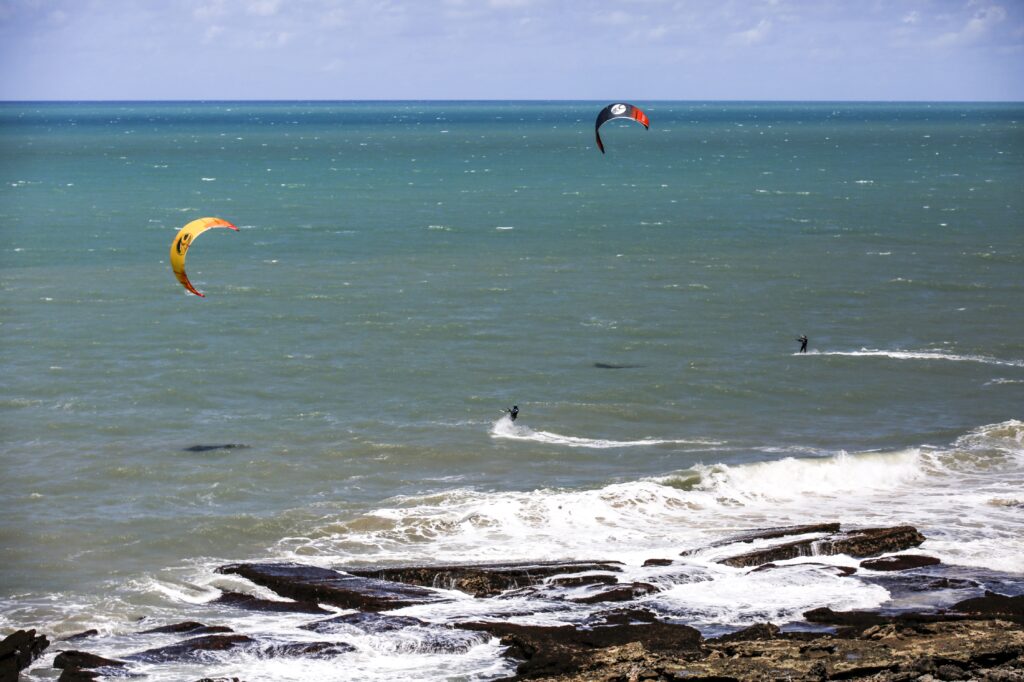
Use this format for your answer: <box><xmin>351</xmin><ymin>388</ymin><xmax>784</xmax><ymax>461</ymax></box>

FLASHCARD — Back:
<box><xmin>796</xmin><ymin>335</ymin><xmax>808</xmax><ymax>353</ymax></box>
<box><xmin>506</xmin><ymin>405</ymin><xmax>519</xmax><ymax>422</ymax></box>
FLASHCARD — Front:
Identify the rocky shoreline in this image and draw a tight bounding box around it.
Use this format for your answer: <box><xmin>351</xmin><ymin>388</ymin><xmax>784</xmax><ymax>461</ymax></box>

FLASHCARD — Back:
<box><xmin>5</xmin><ymin>523</ymin><xmax>1023</xmax><ymax>682</ymax></box>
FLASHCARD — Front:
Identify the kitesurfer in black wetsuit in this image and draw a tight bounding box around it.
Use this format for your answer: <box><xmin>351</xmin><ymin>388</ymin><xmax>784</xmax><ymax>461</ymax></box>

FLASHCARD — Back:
<box><xmin>506</xmin><ymin>405</ymin><xmax>519</xmax><ymax>421</ymax></box>
<box><xmin>797</xmin><ymin>335</ymin><xmax>808</xmax><ymax>353</ymax></box>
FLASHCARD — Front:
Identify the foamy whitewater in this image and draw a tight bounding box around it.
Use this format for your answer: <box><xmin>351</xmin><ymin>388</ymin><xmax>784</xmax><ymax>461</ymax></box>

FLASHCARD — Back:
<box><xmin>1</xmin><ymin>101</ymin><xmax>1022</xmax><ymax>680</ymax></box>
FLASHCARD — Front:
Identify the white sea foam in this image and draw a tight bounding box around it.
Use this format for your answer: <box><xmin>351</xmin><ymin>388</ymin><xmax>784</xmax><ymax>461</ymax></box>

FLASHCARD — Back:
<box><xmin>286</xmin><ymin>421</ymin><xmax>1024</xmax><ymax>575</ymax></box>
<box><xmin>801</xmin><ymin>348</ymin><xmax>1024</xmax><ymax>368</ymax></box>
<box><xmin>13</xmin><ymin>423</ymin><xmax>1024</xmax><ymax>681</ymax></box>
<box><xmin>490</xmin><ymin>416</ymin><xmax>721</xmax><ymax>449</ymax></box>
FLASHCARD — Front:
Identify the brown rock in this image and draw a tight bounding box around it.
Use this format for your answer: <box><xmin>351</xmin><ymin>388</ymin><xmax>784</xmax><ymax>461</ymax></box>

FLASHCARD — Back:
<box><xmin>128</xmin><ymin>634</ymin><xmax>255</xmax><ymax>663</ymax></box>
<box><xmin>860</xmin><ymin>554</ymin><xmax>941</xmax><ymax>571</ymax></box>
<box><xmin>680</xmin><ymin>523</ymin><xmax>842</xmax><ymax>556</ymax></box>
<box><xmin>212</xmin><ymin>590</ymin><xmax>331</xmax><ymax>614</ymax></box>
<box><xmin>347</xmin><ymin>561</ymin><xmax>624</xmax><ymax>598</ymax></box>
<box><xmin>51</xmin><ymin>649</ymin><xmax>126</xmax><ymax>670</ymax></box>
<box><xmin>719</xmin><ymin>526</ymin><xmax>925</xmax><ymax>568</ymax></box>
<box><xmin>140</xmin><ymin>621</ymin><xmax>233</xmax><ymax>635</ymax></box>
<box><xmin>462</xmin><ymin>620</ymin><xmax>703</xmax><ymax>679</ymax></box>
<box><xmin>217</xmin><ymin>562</ymin><xmax>448</xmax><ymax>611</ymax></box>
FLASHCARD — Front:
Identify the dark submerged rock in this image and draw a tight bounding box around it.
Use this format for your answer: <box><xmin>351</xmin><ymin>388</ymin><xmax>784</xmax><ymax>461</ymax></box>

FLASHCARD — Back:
<box><xmin>212</xmin><ymin>590</ymin><xmax>331</xmax><ymax>614</ymax></box>
<box><xmin>300</xmin><ymin>612</ymin><xmax>427</xmax><ymax>634</ymax></box>
<box><xmin>183</xmin><ymin>444</ymin><xmax>249</xmax><ymax>452</ymax></box>
<box><xmin>261</xmin><ymin>640</ymin><xmax>355</xmax><ymax>657</ymax></box>
<box><xmin>860</xmin><ymin>554</ymin><xmax>941</xmax><ymax>571</ymax></box>
<box><xmin>127</xmin><ymin>634</ymin><xmax>255</xmax><ymax>663</ymax></box>
<box><xmin>952</xmin><ymin>592</ymin><xmax>1024</xmax><ymax>622</ymax></box>
<box><xmin>346</xmin><ymin>560</ymin><xmax>623</xmax><ymax>598</ymax></box>
<box><xmin>60</xmin><ymin>630</ymin><xmax>99</xmax><ymax>642</ymax></box>
<box><xmin>719</xmin><ymin>526</ymin><xmax>925</xmax><ymax>568</ymax></box>
<box><xmin>218</xmin><ymin>562</ymin><xmax>447</xmax><ymax>611</ymax></box>
<box><xmin>52</xmin><ymin>650</ymin><xmax>126</xmax><ymax>670</ymax></box>
<box><xmin>139</xmin><ymin>622</ymin><xmax>233</xmax><ymax>635</ymax></box>
<box><xmin>593</xmin><ymin>362</ymin><xmax>642</xmax><ymax>369</ymax></box>
<box><xmin>569</xmin><ymin>582</ymin><xmax>659</xmax><ymax>604</ymax></box>
<box><xmin>1</xmin><ymin>629</ymin><xmax>49</xmax><ymax>679</ymax></box>
<box><xmin>749</xmin><ymin>561</ymin><xmax>857</xmax><ymax>576</ymax></box>
<box><xmin>680</xmin><ymin>523</ymin><xmax>842</xmax><ymax>557</ymax></box>
<box><xmin>642</xmin><ymin>558</ymin><xmax>674</xmax><ymax>567</ymax></box>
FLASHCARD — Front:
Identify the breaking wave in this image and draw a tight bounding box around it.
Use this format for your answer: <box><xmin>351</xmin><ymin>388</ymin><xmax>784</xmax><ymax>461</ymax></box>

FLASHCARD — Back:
<box><xmin>801</xmin><ymin>348</ymin><xmax>1024</xmax><ymax>368</ymax></box>
<box><xmin>489</xmin><ymin>416</ymin><xmax>722</xmax><ymax>449</ymax></box>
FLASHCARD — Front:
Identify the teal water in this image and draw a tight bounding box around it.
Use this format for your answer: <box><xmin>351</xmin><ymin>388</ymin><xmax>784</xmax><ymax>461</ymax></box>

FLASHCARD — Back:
<box><xmin>1</xmin><ymin>102</ymin><xmax>1023</xmax><ymax>680</ymax></box>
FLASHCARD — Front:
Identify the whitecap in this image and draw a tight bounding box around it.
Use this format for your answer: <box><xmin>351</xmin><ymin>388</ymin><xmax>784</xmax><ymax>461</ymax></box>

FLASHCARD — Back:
<box><xmin>801</xmin><ymin>348</ymin><xmax>1024</xmax><ymax>368</ymax></box>
<box><xmin>490</xmin><ymin>416</ymin><xmax>721</xmax><ymax>449</ymax></box>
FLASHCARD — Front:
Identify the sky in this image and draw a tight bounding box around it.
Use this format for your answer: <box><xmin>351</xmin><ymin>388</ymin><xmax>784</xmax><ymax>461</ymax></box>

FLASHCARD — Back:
<box><xmin>0</xmin><ymin>0</ymin><xmax>1022</xmax><ymax>101</ymax></box>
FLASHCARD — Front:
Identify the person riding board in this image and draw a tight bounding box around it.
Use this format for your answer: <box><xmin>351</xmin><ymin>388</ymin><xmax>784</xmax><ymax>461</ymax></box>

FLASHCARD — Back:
<box><xmin>505</xmin><ymin>405</ymin><xmax>519</xmax><ymax>422</ymax></box>
<box><xmin>796</xmin><ymin>335</ymin><xmax>808</xmax><ymax>353</ymax></box>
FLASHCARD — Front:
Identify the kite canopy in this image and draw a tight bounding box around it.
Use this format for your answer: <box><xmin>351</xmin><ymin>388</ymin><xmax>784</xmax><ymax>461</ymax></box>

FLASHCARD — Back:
<box><xmin>169</xmin><ymin>217</ymin><xmax>238</xmax><ymax>297</ymax></box>
<box><xmin>595</xmin><ymin>103</ymin><xmax>650</xmax><ymax>154</ymax></box>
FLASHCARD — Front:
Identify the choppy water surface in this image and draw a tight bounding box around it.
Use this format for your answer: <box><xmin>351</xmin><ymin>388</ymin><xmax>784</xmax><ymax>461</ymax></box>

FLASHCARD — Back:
<box><xmin>1</xmin><ymin>101</ymin><xmax>1022</xmax><ymax>680</ymax></box>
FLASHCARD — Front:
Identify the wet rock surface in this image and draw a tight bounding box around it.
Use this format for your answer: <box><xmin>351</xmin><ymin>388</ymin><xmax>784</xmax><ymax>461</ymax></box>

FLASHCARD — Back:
<box><xmin>217</xmin><ymin>562</ymin><xmax>449</xmax><ymax>611</ymax></box>
<box><xmin>1</xmin><ymin>630</ymin><xmax>49</xmax><ymax>680</ymax></box>
<box><xmin>211</xmin><ymin>590</ymin><xmax>331</xmax><ymax>614</ymax></box>
<box><xmin>346</xmin><ymin>560</ymin><xmax>624</xmax><ymax>598</ymax></box>
<box><xmin>18</xmin><ymin>523</ymin><xmax>1024</xmax><ymax>681</ymax></box>
<box><xmin>719</xmin><ymin>525</ymin><xmax>925</xmax><ymax>567</ymax></box>
<box><xmin>861</xmin><ymin>554</ymin><xmax>942</xmax><ymax>572</ymax></box>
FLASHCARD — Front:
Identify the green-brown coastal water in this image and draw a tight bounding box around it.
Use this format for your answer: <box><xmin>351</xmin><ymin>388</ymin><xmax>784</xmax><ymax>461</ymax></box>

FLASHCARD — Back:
<box><xmin>1</xmin><ymin>101</ymin><xmax>1022</xmax><ymax>680</ymax></box>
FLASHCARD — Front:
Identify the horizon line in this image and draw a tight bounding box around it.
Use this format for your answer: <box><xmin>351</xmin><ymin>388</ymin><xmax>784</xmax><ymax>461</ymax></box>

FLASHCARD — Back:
<box><xmin>2</xmin><ymin>97</ymin><xmax>1022</xmax><ymax>105</ymax></box>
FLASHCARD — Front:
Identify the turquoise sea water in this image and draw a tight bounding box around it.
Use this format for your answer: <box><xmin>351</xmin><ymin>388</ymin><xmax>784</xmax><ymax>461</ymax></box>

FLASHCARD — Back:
<box><xmin>1</xmin><ymin>101</ymin><xmax>1023</xmax><ymax>680</ymax></box>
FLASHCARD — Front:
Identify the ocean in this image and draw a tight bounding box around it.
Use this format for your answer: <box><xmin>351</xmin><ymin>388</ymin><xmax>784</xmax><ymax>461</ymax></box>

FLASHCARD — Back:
<box><xmin>1</xmin><ymin>101</ymin><xmax>1022</xmax><ymax>680</ymax></box>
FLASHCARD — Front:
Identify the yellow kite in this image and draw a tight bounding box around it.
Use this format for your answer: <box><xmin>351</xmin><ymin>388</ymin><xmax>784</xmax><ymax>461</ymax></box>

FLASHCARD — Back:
<box><xmin>169</xmin><ymin>217</ymin><xmax>238</xmax><ymax>297</ymax></box>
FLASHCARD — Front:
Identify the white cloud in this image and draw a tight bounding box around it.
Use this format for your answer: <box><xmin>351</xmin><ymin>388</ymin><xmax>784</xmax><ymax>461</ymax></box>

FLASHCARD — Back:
<box><xmin>321</xmin><ymin>7</ymin><xmax>347</xmax><ymax>27</ymax></box>
<box><xmin>203</xmin><ymin>24</ymin><xmax>224</xmax><ymax>43</ymax></box>
<box><xmin>931</xmin><ymin>2</ymin><xmax>1007</xmax><ymax>47</ymax></box>
<box><xmin>729</xmin><ymin>18</ymin><xmax>771</xmax><ymax>46</ymax></box>
<box><xmin>193</xmin><ymin>0</ymin><xmax>227</xmax><ymax>21</ymax></box>
<box><xmin>246</xmin><ymin>0</ymin><xmax>280</xmax><ymax>17</ymax></box>
<box><xmin>593</xmin><ymin>10</ymin><xmax>634</xmax><ymax>26</ymax></box>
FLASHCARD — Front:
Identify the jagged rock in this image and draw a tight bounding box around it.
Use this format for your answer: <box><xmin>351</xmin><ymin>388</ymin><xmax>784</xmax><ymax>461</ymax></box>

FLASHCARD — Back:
<box><xmin>140</xmin><ymin>622</ymin><xmax>233</xmax><ymax>635</ymax></box>
<box><xmin>548</xmin><ymin>573</ymin><xmax>619</xmax><ymax>588</ymax></box>
<box><xmin>803</xmin><ymin>607</ymin><xmax>902</xmax><ymax>628</ymax></box>
<box><xmin>570</xmin><ymin>583</ymin><xmax>659</xmax><ymax>604</ymax></box>
<box><xmin>127</xmin><ymin>634</ymin><xmax>255</xmax><ymax>663</ymax></box>
<box><xmin>261</xmin><ymin>641</ymin><xmax>355</xmax><ymax>657</ymax></box>
<box><xmin>462</xmin><ymin>620</ymin><xmax>703</xmax><ymax>679</ymax></box>
<box><xmin>52</xmin><ymin>650</ymin><xmax>126</xmax><ymax>670</ymax></box>
<box><xmin>218</xmin><ymin>562</ymin><xmax>448</xmax><ymax>611</ymax></box>
<box><xmin>346</xmin><ymin>561</ymin><xmax>624</xmax><ymax>598</ymax></box>
<box><xmin>300</xmin><ymin>612</ymin><xmax>427</xmax><ymax>634</ymax></box>
<box><xmin>583</xmin><ymin>609</ymin><xmax>661</xmax><ymax>626</ymax></box>
<box><xmin>861</xmin><ymin>554</ymin><xmax>942</xmax><ymax>571</ymax></box>
<box><xmin>1</xmin><ymin>630</ymin><xmax>49</xmax><ymax>680</ymax></box>
<box><xmin>60</xmin><ymin>630</ymin><xmax>99</xmax><ymax>642</ymax></box>
<box><xmin>719</xmin><ymin>526</ymin><xmax>925</xmax><ymax>568</ymax></box>
<box><xmin>711</xmin><ymin>622</ymin><xmax>780</xmax><ymax>643</ymax></box>
<box><xmin>680</xmin><ymin>523</ymin><xmax>842</xmax><ymax>556</ymax></box>
<box><xmin>952</xmin><ymin>592</ymin><xmax>1024</xmax><ymax>622</ymax></box>
<box><xmin>212</xmin><ymin>590</ymin><xmax>331</xmax><ymax>614</ymax></box>
<box><xmin>750</xmin><ymin>561</ymin><xmax>857</xmax><ymax>576</ymax></box>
